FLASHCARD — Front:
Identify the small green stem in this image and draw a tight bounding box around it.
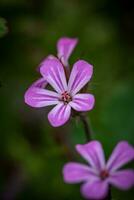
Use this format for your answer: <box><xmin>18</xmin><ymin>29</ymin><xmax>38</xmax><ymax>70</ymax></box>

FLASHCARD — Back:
<box><xmin>79</xmin><ymin>113</ymin><xmax>92</xmax><ymax>142</ymax></box>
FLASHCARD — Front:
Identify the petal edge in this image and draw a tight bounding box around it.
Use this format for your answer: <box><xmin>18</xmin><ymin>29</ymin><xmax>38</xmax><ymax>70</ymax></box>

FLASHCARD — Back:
<box><xmin>68</xmin><ymin>60</ymin><xmax>93</xmax><ymax>95</ymax></box>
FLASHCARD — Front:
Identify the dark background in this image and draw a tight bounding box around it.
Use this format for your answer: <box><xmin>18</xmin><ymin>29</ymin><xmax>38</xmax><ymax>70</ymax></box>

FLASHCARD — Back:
<box><xmin>0</xmin><ymin>0</ymin><xmax>134</xmax><ymax>199</ymax></box>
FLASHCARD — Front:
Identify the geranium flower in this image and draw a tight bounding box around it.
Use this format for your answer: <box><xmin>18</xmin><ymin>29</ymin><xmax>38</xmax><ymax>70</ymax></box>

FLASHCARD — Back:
<box><xmin>63</xmin><ymin>141</ymin><xmax>134</xmax><ymax>199</ymax></box>
<box><xmin>31</xmin><ymin>37</ymin><xmax>78</xmax><ymax>89</ymax></box>
<box><xmin>25</xmin><ymin>56</ymin><xmax>95</xmax><ymax>127</ymax></box>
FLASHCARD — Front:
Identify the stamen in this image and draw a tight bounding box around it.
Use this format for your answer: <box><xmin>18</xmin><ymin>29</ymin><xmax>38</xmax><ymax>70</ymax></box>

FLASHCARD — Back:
<box><xmin>100</xmin><ymin>170</ymin><xmax>109</xmax><ymax>180</ymax></box>
<box><xmin>60</xmin><ymin>91</ymin><xmax>72</xmax><ymax>104</ymax></box>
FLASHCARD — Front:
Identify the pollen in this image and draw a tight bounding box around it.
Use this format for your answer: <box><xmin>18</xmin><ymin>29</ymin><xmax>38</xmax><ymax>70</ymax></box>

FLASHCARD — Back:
<box><xmin>60</xmin><ymin>91</ymin><xmax>72</xmax><ymax>104</ymax></box>
<box><xmin>100</xmin><ymin>170</ymin><xmax>109</xmax><ymax>180</ymax></box>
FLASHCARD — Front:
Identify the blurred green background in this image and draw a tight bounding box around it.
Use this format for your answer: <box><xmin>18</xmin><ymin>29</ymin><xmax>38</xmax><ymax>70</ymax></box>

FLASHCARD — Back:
<box><xmin>0</xmin><ymin>0</ymin><xmax>134</xmax><ymax>199</ymax></box>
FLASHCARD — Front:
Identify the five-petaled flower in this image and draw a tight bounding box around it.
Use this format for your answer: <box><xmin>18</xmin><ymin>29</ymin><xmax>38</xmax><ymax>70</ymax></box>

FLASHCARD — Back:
<box><xmin>24</xmin><ymin>38</ymin><xmax>95</xmax><ymax>127</ymax></box>
<box><xmin>63</xmin><ymin>141</ymin><xmax>134</xmax><ymax>199</ymax></box>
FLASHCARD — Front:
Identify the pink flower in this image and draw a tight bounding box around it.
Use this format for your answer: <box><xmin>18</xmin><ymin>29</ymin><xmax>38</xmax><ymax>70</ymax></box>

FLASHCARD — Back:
<box><xmin>34</xmin><ymin>37</ymin><xmax>78</xmax><ymax>89</ymax></box>
<box><xmin>63</xmin><ymin>141</ymin><xmax>134</xmax><ymax>199</ymax></box>
<box><xmin>25</xmin><ymin>56</ymin><xmax>95</xmax><ymax>127</ymax></box>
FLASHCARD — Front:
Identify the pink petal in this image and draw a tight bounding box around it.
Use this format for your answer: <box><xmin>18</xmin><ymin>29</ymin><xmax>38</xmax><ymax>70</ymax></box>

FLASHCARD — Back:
<box><xmin>76</xmin><ymin>141</ymin><xmax>106</xmax><ymax>171</ymax></box>
<box><xmin>48</xmin><ymin>103</ymin><xmax>71</xmax><ymax>127</ymax></box>
<box><xmin>106</xmin><ymin>141</ymin><xmax>134</xmax><ymax>172</ymax></box>
<box><xmin>81</xmin><ymin>179</ymin><xmax>108</xmax><ymax>199</ymax></box>
<box><xmin>29</xmin><ymin>78</ymin><xmax>48</xmax><ymax>88</ymax></box>
<box><xmin>63</xmin><ymin>162</ymin><xmax>97</xmax><ymax>184</ymax></box>
<box><xmin>37</xmin><ymin>55</ymin><xmax>55</xmax><ymax>72</ymax></box>
<box><xmin>109</xmin><ymin>170</ymin><xmax>134</xmax><ymax>190</ymax></box>
<box><xmin>40</xmin><ymin>56</ymin><xmax>68</xmax><ymax>93</ymax></box>
<box><xmin>68</xmin><ymin>60</ymin><xmax>93</xmax><ymax>95</ymax></box>
<box><xmin>69</xmin><ymin>93</ymin><xmax>95</xmax><ymax>111</ymax></box>
<box><xmin>24</xmin><ymin>87</ymin><xmax>60</xmax><ymax>108</ymax></box>
<box><xmin>57</xmin><ymin>37</ymin><xmax>78</xmax><ymax>67</ymax></box>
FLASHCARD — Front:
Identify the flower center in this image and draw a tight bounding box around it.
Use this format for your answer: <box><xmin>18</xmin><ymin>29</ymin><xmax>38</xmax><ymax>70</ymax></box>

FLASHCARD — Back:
<box><xmin>100</xmin><ymin>170</ymin><xmax>109</xmax><ymax>180</ymax></box>
<box><xmin>60</xmin><ymin>91</ymin><xmax>72</xmax><ymax>104</ymax></box>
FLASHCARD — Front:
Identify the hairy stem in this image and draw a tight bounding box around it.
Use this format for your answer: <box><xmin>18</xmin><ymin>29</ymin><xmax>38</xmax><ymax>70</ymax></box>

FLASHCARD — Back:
<box><xmin>79</xmin><ymin>113</ymin><xmax>92</xmax><ymax>142</ymax></box>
